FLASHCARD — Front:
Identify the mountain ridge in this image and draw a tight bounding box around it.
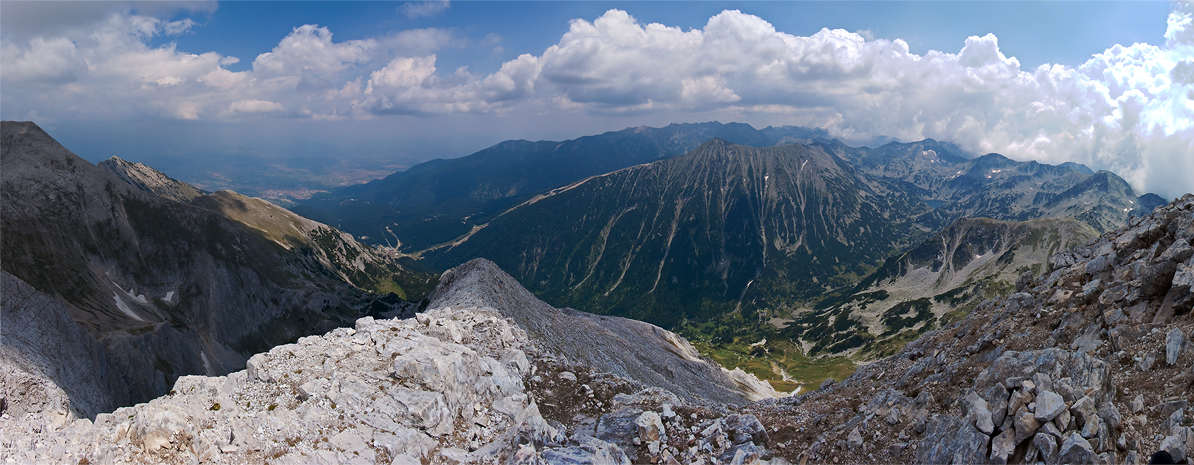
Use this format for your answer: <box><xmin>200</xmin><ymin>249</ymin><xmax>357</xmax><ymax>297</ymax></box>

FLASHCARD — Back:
<box><xmin>0</xmin><ymin>121</ymin><xmax>428</xmax><ymax>413</ymax></box>
<box><xmin>423</xmin><ymin>138</ymin><xmax>927</xmax><ymax>327</ymax></box>
<box><xmin>296</xmin><ymin>122</ymin><xmax>828</xmax><ymax>251</ymax></box>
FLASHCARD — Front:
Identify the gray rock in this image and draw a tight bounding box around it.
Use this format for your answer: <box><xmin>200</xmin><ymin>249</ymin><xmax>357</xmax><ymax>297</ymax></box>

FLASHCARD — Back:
<box><xmin>1034</xmin><ymin>432</ymin><xmax>1060</xmax><ymax>464</ymax></box>
<box><xmin>1087</xmin><ymin>255</ymin><xmax>1113</xmax><ymax>276</ymax></box>
<box><xmin>596</xmin><ymin>409</ymin><xmax>640</xmax><ymax>450</ymax></box>
<box><xmin>1104</xmin><ymin>308</ymin><xmax>1127</xmax><ymax>326</ymax></box>
<box><xmin>1160</xmin><ymin>433</ymin><xmax>1187</xmax><ymax>463</ymax></box>
<box><xmin>1036</xmin><ymin>391</ymin><xmax>1067</xmax><ymax>423</ymax></box>
<box><xmin>1161</xmin><ymin>401</ymin><xmax>1188</xmax><ymax>422</ymax></box>
<box><xmin>635</xmin><ymin>411</ymin><xmax>664</xmax><ymax>443</ymax></box>
<box><xmin>1129</xmin><ymin>394</ymin><xmax>1144</xmax><ymax>414</ymax></box>
<box><xmin>1081</xmin><ymin>417</ymin><xmax>1101</xmax><ymax>439</ymax></box>
<box><xmin>917</xmin><ymin>415</ymin><xmax>990</xmax><ymax>464</ymax></box>
<box><xmin>660</xmin><ymin>404</ymin><xmax>675</xmax><ymax>420</ymax></box>
<box><xmin>1033</xmin><ymin>373</ymin><xmax>1054</xmax><ymax>393</ymax></box>
<box><xmin>989</xmin><ymin>428</ymin><xmax>1017</xmax><ymax>464</ymax></box>
<box><xmin>725</xmin><ymin>414</ymin><xmax>768</xmax><ymax>446</ymax></box>
<box><xmin>866</xmin><ymin>389</ymin><xmax>913</xmax><ymax>428</ymax></box>
<box><xmin>1060</xmin><ymin>433</ymin><xmax>1097</xmax><ymax>464</ymax></box>
<box><xmin>1164</xmin><ymin>409</ymin><xmax>1184</xmax><ymax>436</ymax></box>
<box><xmin>964</xmin><ymin>391</ymin><xmax>996</xmax><ymax>435</ymax></box>
<box><xmin>541</xmin><ymin>436</ymin><xmax>632</xmax><ymax>465</ymax></box>
<box><xmin>1167</xmin><ymin>328</ymin><xmax>1188</xmax><ymax>365</ymax></box>
<box><xmin>1054</xmin><ymin>407</ymin><xmax>1073</xmax><ymax>432</ymax></box>
<box><xmin>1040</xmin><ymin>421</ymin><xmax>1065</xmax><ymax>440</ymax></box>
<box><xmin>1015</xmin><ymin>410</ymin><xmax>1042</xmax><ymax>444</ymax></box>
<box><xmin>1098</xmin><ymin>401</ymin><xmax>1122</xmax><ymax>431</ymax></box>
<box><xmin>1008</xmin><ymin>390</ymin><xmax>1034</xmax><ymax>426</ymax></box>
<box><xmin>722</xmin><ymin>442</ymin><xmax>766</xmax><ymax>465</ymax></box>
<box><xmin>1083</xmin><ymin>279</ymin><xmax>1104</xmax><ymax>302</ymax></box>
<box><xmin>1073</xmin><ymin>396</ymin><xmax>1098</xmax><ymax>428</ymax></box>
<box><xmin>982</xmin><ymin>383</ymin><xmax>1010</xmax><ymax>429</ymax></box>
<box><xmin>847</xmin><ymin>427</ymin><xmax>864</xmax><ymax>451</ymax></box>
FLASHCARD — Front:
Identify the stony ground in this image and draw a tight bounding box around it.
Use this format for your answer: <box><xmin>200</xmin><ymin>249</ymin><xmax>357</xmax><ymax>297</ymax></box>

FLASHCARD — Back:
<box><xmin>0</xmin><ymin>305</ymin><xmax>782</xmax><ymax>464</ymax></box>
<box><xmin>748</xmin><ymin>194</ymin><xmax>1194</xmax><ymax>464</ymax></box>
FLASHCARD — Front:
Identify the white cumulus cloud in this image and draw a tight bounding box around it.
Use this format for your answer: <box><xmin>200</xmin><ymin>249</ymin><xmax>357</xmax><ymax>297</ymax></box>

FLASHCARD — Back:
<box><xmin>1</xmin><ymin>3</ymin><xmax>1191</xmax><ymax>197</ymax></box>
<box><xmin>401</xmin><ymin>0</ymin><xmax>449</xmax><ymax>19</ymax></box>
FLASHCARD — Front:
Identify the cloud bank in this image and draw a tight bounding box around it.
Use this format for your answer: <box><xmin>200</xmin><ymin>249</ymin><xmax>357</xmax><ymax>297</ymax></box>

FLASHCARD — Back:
<box><xmin>2</xmin><ymin>3</ymin><xmax>1192</xmax><ymax>197</ymax></box>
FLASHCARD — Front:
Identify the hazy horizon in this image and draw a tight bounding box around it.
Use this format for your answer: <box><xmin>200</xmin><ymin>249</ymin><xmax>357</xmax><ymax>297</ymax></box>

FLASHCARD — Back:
<box><xmin>2</xmin><ymin>1</ymin><xmax>1191</xmax><ymax>199</ymax></box>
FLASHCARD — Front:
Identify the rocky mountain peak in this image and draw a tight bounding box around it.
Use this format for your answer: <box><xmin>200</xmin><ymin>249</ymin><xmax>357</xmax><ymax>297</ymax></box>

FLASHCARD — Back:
<box><xmin>98</xmin><ymin>156</ymin><xmax>205</xmax><ymax>203</ymax></box>
<box><xmin>430</xmin><ymin>258</ymin><xmax>783</xmax><ymax>406</ymax></box>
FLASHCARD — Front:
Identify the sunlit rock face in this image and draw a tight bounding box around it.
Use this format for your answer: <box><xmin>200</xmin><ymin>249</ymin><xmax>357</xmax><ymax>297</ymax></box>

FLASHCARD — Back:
<box><xmin>0</xmin><ymin>259</ymin><xmax>782</xmax><ymax>464</ymax></box>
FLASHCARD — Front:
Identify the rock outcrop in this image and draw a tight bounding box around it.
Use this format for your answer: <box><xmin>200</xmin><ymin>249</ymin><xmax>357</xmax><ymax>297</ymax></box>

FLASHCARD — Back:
<box><xmin>748</xmin><ymin>194</ymin><xmax>1194</xmax><ymax>464</ymax></box>
<box><xmin>428</xmin><ymin>259</ymin><xmax>783</xmax><ymax>406</ymax></box>
<box><xmin>0</xmin><ymin>262</ymin><xmax>782</xmax><ymax>464</ymax></box>
<box><xmin>99</xmin><ymin>156</ymin><xmax>206</xmax><ymax>203</ymax></box>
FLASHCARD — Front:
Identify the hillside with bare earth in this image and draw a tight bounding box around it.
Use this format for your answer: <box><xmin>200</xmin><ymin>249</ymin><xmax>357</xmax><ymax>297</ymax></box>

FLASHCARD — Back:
<box><xmin>747</xmin><ymin>193</ymin><xmax>1194</xmax><ymax>464</ymax></box>
<box><xmin>787</xmin><ymin>216</ymin><xmax>1099</xmax><ymax>360</ymax></box>
<box><xmin>0</xmin><ymin>121</ymin><xmax>430</xmax><ymax>416</ymax></box>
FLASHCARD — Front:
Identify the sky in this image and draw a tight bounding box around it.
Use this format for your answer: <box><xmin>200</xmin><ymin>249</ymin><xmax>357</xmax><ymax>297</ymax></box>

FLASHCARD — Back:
<box><xmin>2</xmin><ymin>1</ymin><xmax>1193</xmax><ymax>199</ymax></box>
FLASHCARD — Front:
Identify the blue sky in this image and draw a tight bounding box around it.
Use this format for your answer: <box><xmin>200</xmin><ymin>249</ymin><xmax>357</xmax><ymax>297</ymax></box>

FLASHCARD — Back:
<box><xmin>2</xmin><ymin>1</ymin><xmax>1192</xmax><ymax>198</ymax></box>
<box><xmin>161</xmin><ymin>2</ymin><xmax>1172</xmax><ymax>73</ymax></box>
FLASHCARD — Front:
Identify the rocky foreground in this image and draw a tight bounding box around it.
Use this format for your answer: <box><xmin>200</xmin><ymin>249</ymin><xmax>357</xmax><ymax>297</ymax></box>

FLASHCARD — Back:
<box><xmin>750</xmin><ymin>194</ymin><xmax>1194</xmax><ymax>464</ymax></box>
<box><xmin>0</xmin><ymin>260</ymin><xmax>782</xmax><ymax>464</ymax></box>
<box><xmin>2</xmin><ymin>189</ymin><xmax>1192</xmax><ymax>464</ymax></box>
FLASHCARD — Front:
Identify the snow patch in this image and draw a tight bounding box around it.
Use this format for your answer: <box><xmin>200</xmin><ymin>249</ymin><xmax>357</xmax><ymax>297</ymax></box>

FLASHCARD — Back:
<box><xmin>112</xmin><ymin>293</ymin><xmax>145</xmax><ymax>322</ymax></box>
<box><xmin>164</xmin><ymin>291</ymin><xmax>174</xmax><ymax>301</ymax></box>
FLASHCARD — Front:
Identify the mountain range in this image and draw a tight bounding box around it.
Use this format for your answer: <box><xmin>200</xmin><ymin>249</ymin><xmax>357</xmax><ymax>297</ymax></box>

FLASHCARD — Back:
<box><xmin>295</xmin><ymin>122</ymin><xmax>829</xmax><ymax>251</ymax></box>
<box><xmin>1</xmin><ymin>119</ymin><xmax>1171</xmax><ymax>414</ymax></box>
<box><xmin>415</xmin><ymin>136</ymin><xmax>1160</xmax><ymax>331</ymax></box>
<box><xmin>287</xmin><ymin>122</ymin><xmax>1166</xmax><ymax>389</ymax></box>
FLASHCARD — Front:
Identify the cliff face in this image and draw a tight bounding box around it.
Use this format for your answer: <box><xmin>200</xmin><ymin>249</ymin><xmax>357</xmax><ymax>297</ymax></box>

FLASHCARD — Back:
<box><xmin>0</xmin><ymin>121</ymin><xmax>424</xmax><ymax>414</ymax></box>
<box><xmin>98</xmin><ymin>156</ymin><xmax>206</xmax><ymax>203</ymax></box>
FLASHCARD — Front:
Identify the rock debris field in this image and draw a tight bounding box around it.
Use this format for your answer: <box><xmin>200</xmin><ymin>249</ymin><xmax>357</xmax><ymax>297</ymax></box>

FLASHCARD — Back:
<box><xmin>1</xmin><ymin>306</ymin><xmax>777</xmax><ymax>464</ymax></box>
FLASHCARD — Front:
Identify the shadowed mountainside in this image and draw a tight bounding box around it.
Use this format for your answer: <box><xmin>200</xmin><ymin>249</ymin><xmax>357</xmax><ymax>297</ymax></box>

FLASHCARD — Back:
<box><xmin>0</xmin><ymin>121</ymin><xmax>429</xmax><ymax>415</ymax></box>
